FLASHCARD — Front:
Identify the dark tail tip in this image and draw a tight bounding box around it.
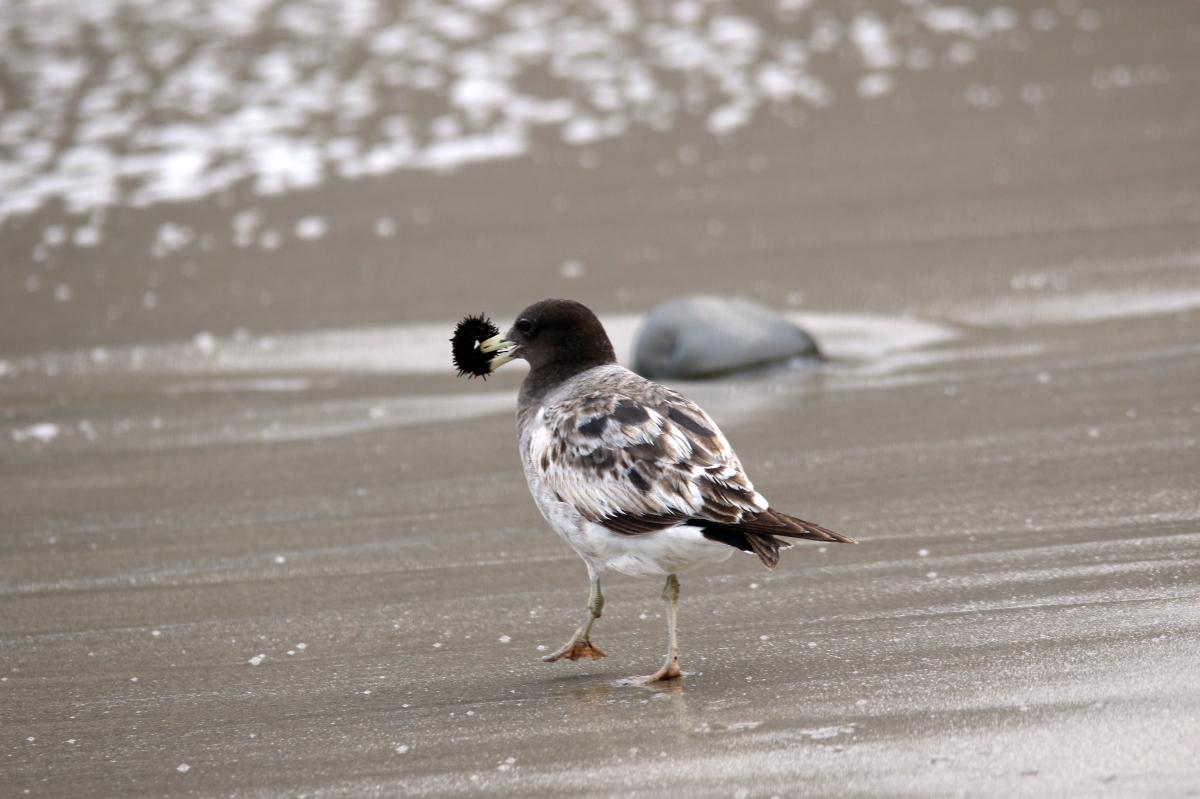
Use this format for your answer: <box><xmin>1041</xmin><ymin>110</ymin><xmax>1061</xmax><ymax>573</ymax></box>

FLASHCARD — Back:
<box><xmin>770</xmin><ymin>510</ymin><xmax>857</xmax><ymax>544</ymax></box>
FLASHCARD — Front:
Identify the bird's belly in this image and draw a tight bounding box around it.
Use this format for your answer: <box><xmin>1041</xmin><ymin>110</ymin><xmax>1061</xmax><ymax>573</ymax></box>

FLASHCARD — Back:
<box><xmin>579</xmin><ymin>522</ymin><xmax>735</xmax><ymax>577</ymax></box>
<box><xmin>521</xmin><ymin>447</ymin><xmax>733</xmax><ymax>576</ymax></box>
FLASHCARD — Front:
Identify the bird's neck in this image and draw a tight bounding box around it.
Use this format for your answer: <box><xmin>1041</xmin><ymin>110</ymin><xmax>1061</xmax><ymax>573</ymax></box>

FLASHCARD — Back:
<box><xmin>519</xmin><ymin>355</ymin><xmax>615</xmax><ymax>413</ymax></box>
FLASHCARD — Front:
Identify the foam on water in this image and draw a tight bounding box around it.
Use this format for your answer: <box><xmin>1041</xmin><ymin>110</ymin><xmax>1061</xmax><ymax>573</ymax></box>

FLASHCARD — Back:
<box><xmin>958</xmin><ymin>288</ymin><xmax>1200</xmax><ymax>327</ymax></box>
<box><xmin>2</xmin><ymin>310</ymin><xmax>954</xmax><ymax>452</ymax></box>
<box><xmin>11</xmin><ymin>311</ymin><xmax>955</xmax><ymax>379</ymax></box>
<box><xmin>0</xmin><ymin>0</ymin><xmax>1078</xmax><ymax>231</ymax></box>
<box><xmin>2</xmin><ymin>391</ymin><xmax>516</xmax><ymax>453</ymax></box>
<box><xmin>14</xmin><ymin>280</ymin><xmax>1190</xmax><ymax>453</ymax></box>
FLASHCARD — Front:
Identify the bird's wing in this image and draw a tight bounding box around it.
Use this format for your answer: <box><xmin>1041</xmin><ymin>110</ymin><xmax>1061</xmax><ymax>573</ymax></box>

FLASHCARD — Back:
<box><xmin>530</xmin><ymin>373</ymin><xmax>767</xmax><ymax>533</ymax></box>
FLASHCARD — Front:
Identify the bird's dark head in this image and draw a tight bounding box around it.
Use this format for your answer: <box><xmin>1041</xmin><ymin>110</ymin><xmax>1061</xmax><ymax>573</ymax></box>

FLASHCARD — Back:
<box><xmin>480</xmin><ymin>299</ymin><xmax>616</xmax><ymax>375</ymax></box>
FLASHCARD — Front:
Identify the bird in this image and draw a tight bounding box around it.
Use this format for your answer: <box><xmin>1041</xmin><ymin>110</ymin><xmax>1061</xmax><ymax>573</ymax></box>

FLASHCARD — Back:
<box><xmin>478</xmin><ymin>298</ymin><xmax>854</xmax><ymax>682</ymax></box>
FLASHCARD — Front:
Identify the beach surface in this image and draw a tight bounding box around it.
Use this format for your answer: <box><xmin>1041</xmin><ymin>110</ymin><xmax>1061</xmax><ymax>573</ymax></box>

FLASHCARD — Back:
<box><xmin>3</xmin><ymin>1</ymin><xmax>1199</xmax><ymax>796</ymax></box>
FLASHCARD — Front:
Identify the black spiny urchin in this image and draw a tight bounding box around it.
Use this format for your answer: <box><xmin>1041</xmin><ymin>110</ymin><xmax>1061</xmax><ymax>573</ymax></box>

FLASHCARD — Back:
<box><xmin>451</xmin><ymin>314</ymin><xmax>501</xmax><ymax>379</ymax></box>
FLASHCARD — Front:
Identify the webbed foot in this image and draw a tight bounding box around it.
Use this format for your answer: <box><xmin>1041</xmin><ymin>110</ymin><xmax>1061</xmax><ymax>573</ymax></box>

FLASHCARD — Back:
<box><xmin>542</xmin><ymin>638</ymin><xmax>607</xmax><ymax>662</ymax></box>
<box><xmin>626</xmin><ymin>654</ymin><xmax>681</xmax><ymax>684</ymax></box>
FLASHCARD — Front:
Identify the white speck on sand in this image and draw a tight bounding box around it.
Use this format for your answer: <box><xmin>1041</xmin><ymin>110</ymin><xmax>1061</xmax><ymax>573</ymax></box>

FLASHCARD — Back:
<box><xmin>152</xmin><ymin>222</ymin><xmax>193</xmax><ymax>257</ymax></box>
<box><xmin>176</xmin><ymin>763</ymin><xmax>190</xmax><ymax>773</ymax></box>
<box><xmin>248</xmin><ymin>654</ymin><xmax>265</xmax><ymax>666</ymax></box>
<box><xmin>294</xmin><ymin>215</ymin><xmax>328</xmax><ymax>240</ymax></box>
<box><xmin>559</xmin><ymin>259</ymin><xmax>585</xmax><ymax>279</ymax></box>
<box><xmin>44</xmin><ymin>225</ymin><xmax>66</xmax><ymax>246</ymax></box>
<box><xmin>917</xmin><ymin>548</ymin><xmax>930</xmax><ymax>557</ymax></box>
<box><xmin>274</xmin><ymin>555</ymin><xmax>286</xmax><ymax>564</ymax></box>
<box><xmin>73</xmin><ymin>226</ymin><xmax>101</xmax><ymax>247</ymax></box>
<box><xmin>295</xmin><ymin>642</ymin><xmax>306</xmax><ymax>650</ymax></box>
<box><xmin>498</xmin><ymin>634</ymin><xmax>511</xmax><ymax>643</ymax></box>
<box><xmin>395</xmin><ymin>744</ymin><xmax>409</xmax><ymax>754</ymax></box>
<box><xmin>373</xmin><ymin>217</ymin><xmax>396</xmax><ymax>238</ymax></box>
<box><xmin>12</xmin><ymin>423</ymin><xmax>61</xmax><ymax>444</ymax></box>
<box><xmin>232</xmin><ymin>209</ymin><xmax>261</xmax><ymax>247</ymax></box>
<box><xmin>857</xmin><ymin>72</ymin><xmax>894</xmax><ymax>98</ymax></box>
<box><xmin>707</xmin><ymin>102</ymin><xmax>754</xmax><ymax>136</ymax></box>
<box><xmin>192</xmin><ymin>332</ymin><xmax>216</xmax><ymax>355</ymax></box>
<box><xmin>151</xmin><ymin>629</ymin><xmax>161</xmax><ymax>637</ymax></box>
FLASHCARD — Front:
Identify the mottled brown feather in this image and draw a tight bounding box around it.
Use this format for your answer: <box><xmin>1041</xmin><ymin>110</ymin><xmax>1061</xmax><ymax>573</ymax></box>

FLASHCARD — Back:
<box><xmin>526</xmin><ymin>364</ymin><xmax>854</xmax><ymax>569</ymax></box>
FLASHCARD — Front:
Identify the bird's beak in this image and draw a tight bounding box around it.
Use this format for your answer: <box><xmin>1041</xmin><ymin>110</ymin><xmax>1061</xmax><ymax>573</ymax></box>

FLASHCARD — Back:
<box><xmin>479</xmin><ymin>334</ymin><xmax>518</xmax><ymax>371</ymax></box>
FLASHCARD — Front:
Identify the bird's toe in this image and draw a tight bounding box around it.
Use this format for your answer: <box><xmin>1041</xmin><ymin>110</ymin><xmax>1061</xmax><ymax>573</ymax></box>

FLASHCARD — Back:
<box><xmin>542</xmin><ymin>638</ymin><xmax>607</xmax><ymax>662</ymax></box>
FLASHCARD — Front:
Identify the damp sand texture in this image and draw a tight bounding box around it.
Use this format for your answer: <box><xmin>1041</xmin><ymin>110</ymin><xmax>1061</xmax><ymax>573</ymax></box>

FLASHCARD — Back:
<box><xmin>3</xmin><ymin>0</ymin><xmax>1200</xmax><ymax>797</ymax></box>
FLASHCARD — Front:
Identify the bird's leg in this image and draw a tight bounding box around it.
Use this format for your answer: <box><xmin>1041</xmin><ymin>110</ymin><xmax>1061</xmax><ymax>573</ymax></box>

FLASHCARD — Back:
<box><xmin>640</xmin><ymin>574</ymin><xmax>682</xmax><ymax>682</ymax></box>
<box><xmin>542</xmin><ymin>577</ymin><xmax>607</xmax><ymax>662</ymax></box>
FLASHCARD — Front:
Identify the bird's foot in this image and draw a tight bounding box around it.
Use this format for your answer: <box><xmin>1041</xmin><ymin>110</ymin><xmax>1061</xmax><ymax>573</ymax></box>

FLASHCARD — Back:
<box><xmin>626</xmin><ymin>655</ymin><xmax>681</xmax><ymax>685</ymax></box>
<box><xmin>541</xmin><ymin>637</ymin><xmax>607</xmax><ymax>662</ymax></box>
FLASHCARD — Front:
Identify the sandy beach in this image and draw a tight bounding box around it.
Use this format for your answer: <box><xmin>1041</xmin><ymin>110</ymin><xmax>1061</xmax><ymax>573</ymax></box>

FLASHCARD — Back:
<box><xmin>3</xmin><ymin>1</ymin><xmax>1199</xmax><ymax>796</ymax></box>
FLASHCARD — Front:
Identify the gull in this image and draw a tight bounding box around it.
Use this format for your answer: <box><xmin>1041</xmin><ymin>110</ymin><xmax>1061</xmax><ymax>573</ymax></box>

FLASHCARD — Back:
<box><xmin>480</xmin><ymin>299</ymin><xmax>854</xmax><ymax>682</ymax></box>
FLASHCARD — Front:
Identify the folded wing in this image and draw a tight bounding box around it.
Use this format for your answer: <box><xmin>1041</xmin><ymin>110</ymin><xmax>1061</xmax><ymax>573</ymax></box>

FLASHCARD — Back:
<box><xmin>529</xmin><ymin>370</ymin><xmax>854</xmax><ymax>567</ymax></box>
<box><xmin>530</xmin><ymin>373</ymin><xmax>763</xmax><ymax>527</ymax></box>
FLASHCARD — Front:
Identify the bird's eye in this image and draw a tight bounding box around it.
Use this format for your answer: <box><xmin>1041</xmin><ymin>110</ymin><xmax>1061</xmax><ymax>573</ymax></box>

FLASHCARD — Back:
<box><xmin>515</xmin><ymin>318</ymin><xmax>534</xmax><ymax>335</ymax></box>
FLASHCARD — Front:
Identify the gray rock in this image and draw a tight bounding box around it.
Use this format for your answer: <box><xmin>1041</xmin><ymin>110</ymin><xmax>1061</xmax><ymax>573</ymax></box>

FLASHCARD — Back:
<box><xmin>632</xmin><ymin>296</ymin><xmax>821</xmax><ymax>379</ymax></box>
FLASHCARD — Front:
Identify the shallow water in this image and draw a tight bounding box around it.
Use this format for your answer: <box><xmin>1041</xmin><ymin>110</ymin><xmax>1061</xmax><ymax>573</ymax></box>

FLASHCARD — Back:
<box><xmin>3</xmin><ymin>0</ymin><xmax>1200</xmax><ymax>797</ymax></box>
<box><xmin>2</xmin><ymin>0</ymin><xmax>1065</xmax><ymax>228</ymax></box>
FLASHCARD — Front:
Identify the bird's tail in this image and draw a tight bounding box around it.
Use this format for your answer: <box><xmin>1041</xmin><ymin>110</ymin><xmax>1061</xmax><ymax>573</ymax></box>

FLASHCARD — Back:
<box><xmin>696</xmin><ymin>508</ymin><xmax>855</xmax><ymax>570</ymax></box>
<box><xmin>764</xmin><ymin>509</ymin><xmax>857</xmax><ymax>544</ymax></box>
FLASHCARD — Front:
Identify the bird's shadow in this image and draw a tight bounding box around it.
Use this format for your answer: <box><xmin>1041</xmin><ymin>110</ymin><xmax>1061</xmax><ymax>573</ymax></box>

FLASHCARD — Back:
<box><xmin>536</xmin><ymin>671</ymin><xmax>701</xmax><ymax>735</ymax></box>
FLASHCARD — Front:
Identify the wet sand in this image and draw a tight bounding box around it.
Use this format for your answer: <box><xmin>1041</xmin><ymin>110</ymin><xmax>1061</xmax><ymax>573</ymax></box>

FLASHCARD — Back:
<box><xmin>3</xmin><ymin>1</ymin><xmax>1200</xmax><ymax>796</ymax></box>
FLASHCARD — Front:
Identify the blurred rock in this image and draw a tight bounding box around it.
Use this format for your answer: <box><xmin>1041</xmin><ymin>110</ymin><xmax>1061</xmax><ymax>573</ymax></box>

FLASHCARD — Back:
<box><xmin>632</xmin><ymin>296</ymin><xmax>821</xmax><ymax>379</ymax></box>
